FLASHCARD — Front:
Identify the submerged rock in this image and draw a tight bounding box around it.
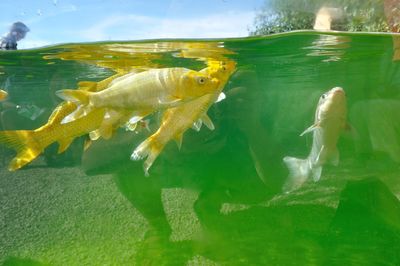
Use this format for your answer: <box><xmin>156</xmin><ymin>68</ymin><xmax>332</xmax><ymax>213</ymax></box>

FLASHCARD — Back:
<box><xmin>330</xmin><ymin>176</ymin><xmax>400</xmax><ymax>233</ymax></box>
<box><xmin>327</xmin><ymin>176</ymin><xmax>400</xmax><ymax>265</ymax></box>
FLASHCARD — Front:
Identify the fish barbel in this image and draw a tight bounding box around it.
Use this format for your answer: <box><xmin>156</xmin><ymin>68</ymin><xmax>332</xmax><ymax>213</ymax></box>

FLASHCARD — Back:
<box><xmin>131</xmin><ymin>60</ymin><xmax>237</xmax><ymax>175</ymax></box>
<box><xmin>283</xmin><ymin>87</ymin><xmax>347</xmax><ymax>192</ymax></box>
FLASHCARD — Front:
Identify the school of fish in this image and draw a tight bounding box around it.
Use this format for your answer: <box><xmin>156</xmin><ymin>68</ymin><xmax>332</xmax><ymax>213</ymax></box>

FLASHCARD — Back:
<box><xmin>0</xmin><ymin>58</ymin><xmax>235</xmax><ymax>173</ymax></box>
<box><xmin>0</xmin><ymin>43</ymin><xmax>349</xmax><ymax>193</ymax></box>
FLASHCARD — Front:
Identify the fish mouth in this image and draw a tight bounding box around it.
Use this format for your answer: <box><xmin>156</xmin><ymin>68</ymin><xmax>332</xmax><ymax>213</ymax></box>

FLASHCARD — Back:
<box><xmin>331</xmin><ymin>86</ymin><xmax>345</xmax><ymax>95</ymax></box>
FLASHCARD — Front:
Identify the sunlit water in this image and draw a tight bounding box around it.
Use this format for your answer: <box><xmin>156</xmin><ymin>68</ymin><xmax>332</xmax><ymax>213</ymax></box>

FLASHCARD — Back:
<box><xmin>0</xmin><ymin>31</ymin><xmax>400</xmax><ymax>265</ymax></box>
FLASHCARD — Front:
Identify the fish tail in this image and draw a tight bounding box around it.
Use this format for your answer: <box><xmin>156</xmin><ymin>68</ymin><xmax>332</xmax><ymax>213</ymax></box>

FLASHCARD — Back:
<box><xmin>55</xmin><ymin>89</ymin><xmax>91</xmax><ymax>105</ymax></box>
<box><xmin>130</xmin><ymin>136</ymin><xmax>163</xmax><ymax>177</ymax></box>
<box><xmin>282</xmin><ymin>156</ymin><xmax>311</xmax><ymax>192</ymax></box>
<box><xmin>0</xmin><ymin>130</ymin><xmax>42</xmax><ymax>171</ymax></box>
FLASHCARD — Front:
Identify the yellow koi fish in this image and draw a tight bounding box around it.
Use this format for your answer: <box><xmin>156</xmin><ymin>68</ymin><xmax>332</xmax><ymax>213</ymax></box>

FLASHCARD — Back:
<box><xmin>0</xmin><ymin>89</ymin><xmax>8</xmax><ymax>101</ymax></box>
<box><xmin>56</xmin><ymin>67</ymin><xmax>220</xmax><ymax>123</ymax></box>
<box><xmin>0</xmin><ymin>102</ymin><xmax>106</xmax><ymax>171</ymax></box>
<box><xmin>283</xmin><ymin>87</ymin><xmax>347</xmax><ymax>192</ymax></box>
<box><xmin>70</xmin><ymin>72</ymin><xmax>143</xmax><ymax>141</ymax></box>
<box><xmin>131</xmin><ymin>60</ymin><xmax>236</xmax><ymax>175</ymax></box>
<box><xmin>0</xmin><ymin>70</ymin><xmax>141</xmax><ymax>171</ymax></box>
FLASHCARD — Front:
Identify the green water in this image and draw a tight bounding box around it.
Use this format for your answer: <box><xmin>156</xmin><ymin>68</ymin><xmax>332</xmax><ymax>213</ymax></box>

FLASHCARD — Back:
<box><xmin>1</xmin><ymin>31</ymin><xmax>400</xmax><ymax>265</ymax></box>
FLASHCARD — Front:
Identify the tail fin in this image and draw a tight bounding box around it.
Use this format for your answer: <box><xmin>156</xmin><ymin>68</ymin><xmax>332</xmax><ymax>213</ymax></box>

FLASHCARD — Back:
<box><xmin>0</xmin><ymin>130</ymin><xmax>42</xmax><ymax>171</ymax></box>
<box><xmin>130</xmin><ymin>137</ymin><xmax>163</xmax><ymax>177</ymax></box>
<box><xmin>55</xmin><ymin>89</ymin><xmax>91</xmax><ymax>105</ymax></box>
<box><xmin>282</xmin><ymin>156</ymin><xmax>311</xmax><ymax>192</ymax></box>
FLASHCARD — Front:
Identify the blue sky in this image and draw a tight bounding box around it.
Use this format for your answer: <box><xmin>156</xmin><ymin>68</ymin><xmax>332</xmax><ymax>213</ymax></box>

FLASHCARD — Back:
<box><xmin>0</xmin><ymin>0</ymin><xmax>265</xmax><ymax>48</ymax></box>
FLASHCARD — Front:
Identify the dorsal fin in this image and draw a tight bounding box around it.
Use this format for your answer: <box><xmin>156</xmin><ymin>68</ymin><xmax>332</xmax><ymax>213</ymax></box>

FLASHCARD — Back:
<box><xmin>47</xmin><ymin>102</ymin><xmax>77</xmax><ymax>125</ymax></box>
<box><xmin>192</xmin><ymin>119</ymin><xmax>202</xmax><ymax>132</ymax></box>
<box><xmin>78</xmin><ymin>81</ymin><xmax>98</xmax><ymax>91</ymax></box>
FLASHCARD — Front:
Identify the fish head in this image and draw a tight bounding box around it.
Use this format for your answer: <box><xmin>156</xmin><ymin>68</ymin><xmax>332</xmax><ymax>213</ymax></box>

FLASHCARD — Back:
<box><xmin>201</xmin><ymin>60</ymin><xmax>237</xmax><ymax>85</ymax></box>
<box><xmin>316</xmin><ymin>86</ymin><xmax>347</xmax><ymax>122</ymax></box>
<box><xmin>179</xmin><ymin>70</ymin><xmax>221</xmax><ymax>98</ymax></box>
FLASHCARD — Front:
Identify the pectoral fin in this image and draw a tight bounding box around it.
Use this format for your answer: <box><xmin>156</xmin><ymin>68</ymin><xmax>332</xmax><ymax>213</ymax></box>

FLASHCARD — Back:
<box><xmin>89</xmin><ymin>130</ymin><xmax>101</xmax><ymax>141</ymax></box>
<box><xmin>174</xmin><ymin>133</ymin><xmax>183</xmax><ymax>150</ymax></box>
<box><xmin>128</xmin><ymin>110</ymin><xmax>152</xmax><ymax>124</ymax></box>
<box><xmin>125</xmin><ymin>122</ymin><xmax>137</xmax><ymax>131</ymax></box>
<box><xmin>315</xmin><ymin>145</ymin><xmax>326</xmax><ymax>165</ymax></box>
<box><xmin>330</xmin><ymin>148</ymin><xmax>339</xmax><ymax>166</ymax></box>
<box><xmin>58</xmin><ymin>138</ymin><xmax>74</xmax><ymax>154</ymax></box>
<box><xmin>300</xmin><ymin>123</ymin><xmax>320</xmax><ymax>136</ymax></box>
<box><xmin>84</xmin><ymin>137</ymin><xmax>92</xmax><ymax>151</ymax></box>
<box><xmin>201</xmin><ymin>114</ymin><xmax>215</xmax><ymax>130</ymax></box>
<box><xmin>192</xmin><ymin>119</ymin><xmax>202</xmax><ymax>132</ymax></box>
<box><xmin>126</xmin><ymin>110</ymin><xmax>153</xmax><ymax>131</ymax></box>
<box><xmin>61</xmin><ymin>105</ymin><xmax>91</xmax><ymax>124</ymax></box>
<box><xmin>215</xmin><ymin>92</ymin><xmax>226</xmax><ymax>103</ymax></box>
<box><xmin>141</xmin><ymin>120</ymin><xmax>151</xmax><ymax>132</ymax></box>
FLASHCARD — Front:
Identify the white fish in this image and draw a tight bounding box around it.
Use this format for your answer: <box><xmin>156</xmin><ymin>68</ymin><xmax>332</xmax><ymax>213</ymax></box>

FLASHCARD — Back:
<box><xmin>283</xmin><ymin>87</ymin><xmax>347</xmax><ymax>192</ymax></box>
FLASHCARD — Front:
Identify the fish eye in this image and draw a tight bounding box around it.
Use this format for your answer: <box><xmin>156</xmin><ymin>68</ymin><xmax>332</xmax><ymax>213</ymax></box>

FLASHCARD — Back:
<box><xmin>197</xmin><ymin>77</ymin><xmax>206</xmax><ymax>84</ymax></box>
<box><xmin>321</xmin><ymin>93</ymin><xmax>327</xmax><ymax>99</ymax></box>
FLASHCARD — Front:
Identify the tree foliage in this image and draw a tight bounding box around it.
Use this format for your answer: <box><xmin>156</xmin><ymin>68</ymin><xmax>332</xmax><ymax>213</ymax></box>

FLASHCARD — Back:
<box><xmin>249</xmin><ymin>0</ymin><xmax>390</xmax><ymax>35</ymax></box>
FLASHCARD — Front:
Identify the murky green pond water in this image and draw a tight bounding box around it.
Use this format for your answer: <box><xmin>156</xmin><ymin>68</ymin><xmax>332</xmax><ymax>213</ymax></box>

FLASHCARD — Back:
<box><xmin>0</xmin><ymin>31</ymin><xmax>400</xmax><ymax>265</ymax></box>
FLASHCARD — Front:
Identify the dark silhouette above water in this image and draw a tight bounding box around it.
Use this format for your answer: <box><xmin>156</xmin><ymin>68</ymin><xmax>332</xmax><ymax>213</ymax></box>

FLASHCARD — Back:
<box><xmin>0</xmin><ymin>22</ymin><xmax>29</xmax><ymax>50</ymax></box>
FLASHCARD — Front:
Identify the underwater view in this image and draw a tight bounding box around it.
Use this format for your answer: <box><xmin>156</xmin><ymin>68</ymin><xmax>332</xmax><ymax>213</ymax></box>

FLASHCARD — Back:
<box><xmin>0</xmin><ymin>31</ymin><xmax>400</xmax><ymax>265</ymax></box>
